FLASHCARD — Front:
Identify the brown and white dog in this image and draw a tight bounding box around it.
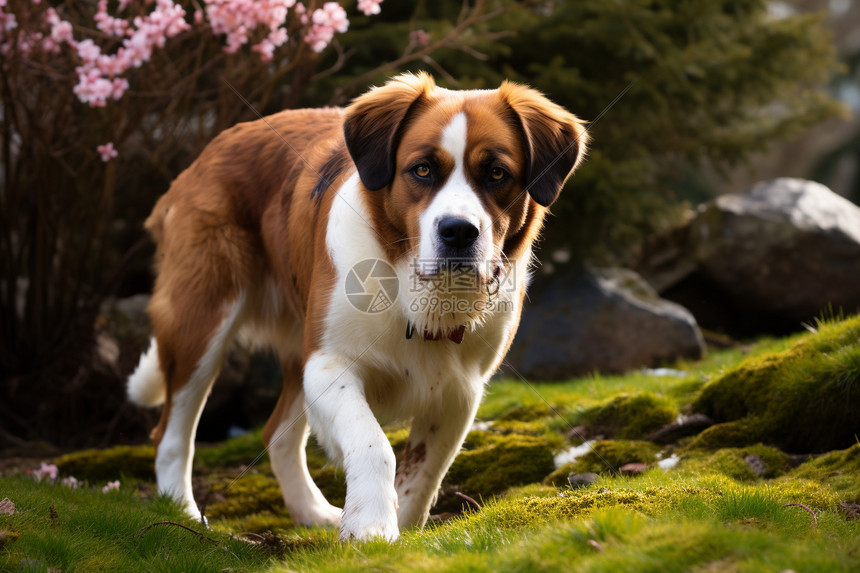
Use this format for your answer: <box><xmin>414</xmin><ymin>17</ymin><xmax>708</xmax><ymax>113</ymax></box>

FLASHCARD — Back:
<box><xmin>127</xmin><ymin>72</ymin><xmax>587</xmax><ymax>541</ymax></box>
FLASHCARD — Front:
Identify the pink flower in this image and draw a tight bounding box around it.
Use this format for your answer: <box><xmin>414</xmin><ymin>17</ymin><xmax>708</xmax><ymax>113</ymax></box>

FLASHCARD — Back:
<box><xmin>357</xmin><ymin>0</ymin><xmax>383</xmax><ymax>16</ymax></box>
<box><xmin>410</xmin><ymin>29</ymin><xmax>429</xmax><ymax>48</ymax></box>
<box><xmin>102</xmin><ymin>480</ymin><xmax>120</xmax><ymax>493</ymax></box>
<box><xmin>61</xmin><ymin>476</ymin><xmax>80</xmax><ymax>489</ymax></box>
<box><xmin>97</xmin><ymin>142</ymin><xmax>118</xmax><ymax>162</ymax></box>
<box><xmin>204</xmin><ymin>0</ymin><xmax>294</xmax><ymax>59</ymax></box>
<box><xmin>110</xmin><ymin>78</ymin><xmax>129</xmax><ymax>100</ymax></box>
<box><xmin>304</xmin><ymin>2</ymin><xmax>348</xmax><ymax>53</ymax></box>
<box><xmin>35</xmin><ymin>462</ymin><xmax>58</xmax><ymax>482</ymax></box>
<box><xmin>76</xmin><ymin>39</ymin><xmax>101</xmax><ymax>63</ymax></box>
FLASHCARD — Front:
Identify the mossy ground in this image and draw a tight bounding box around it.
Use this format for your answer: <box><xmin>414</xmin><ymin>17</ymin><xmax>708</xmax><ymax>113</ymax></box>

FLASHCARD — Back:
<box><xmin>2</xmin><ymin>315</ymin><xmax>859</xmax><ymax>571</ymax></box>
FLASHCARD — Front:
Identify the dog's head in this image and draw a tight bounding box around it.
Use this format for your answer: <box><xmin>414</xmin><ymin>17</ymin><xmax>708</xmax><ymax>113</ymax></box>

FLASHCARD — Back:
<box><xmin>343</xmin><ymin>73</ymin><xmax>588</xmax><ymax>333</ymax></box>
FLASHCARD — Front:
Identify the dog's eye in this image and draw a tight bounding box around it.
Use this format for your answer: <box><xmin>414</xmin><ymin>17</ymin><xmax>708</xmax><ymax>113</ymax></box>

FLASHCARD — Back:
<box><xmin>413</xmin><ymin>165</ymin><xmax>431</xmax><ymax>179</ymax></box>
<box><xmin>489</xmin><ymin>167</ymin><xmax>507</xmax><ymax>182</ymax></box>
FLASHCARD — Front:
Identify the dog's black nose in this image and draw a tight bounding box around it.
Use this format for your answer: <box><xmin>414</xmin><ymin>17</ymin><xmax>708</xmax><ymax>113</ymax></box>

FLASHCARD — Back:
<box><xmin>438</xmin><ymin>217</ymin><xmax>479</xmax><ymax>250</ymax></box>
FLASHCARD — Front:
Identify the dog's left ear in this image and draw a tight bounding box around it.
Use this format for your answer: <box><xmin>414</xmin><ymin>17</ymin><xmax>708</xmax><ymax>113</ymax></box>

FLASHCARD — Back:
<box><xmin>343</xmin><ymin>72</ymin><xmax>434</xmax><ymax>191</ymax></box>
<box><xmin>501</xmin><ymin>82</ymin><xmax>589</xmax><ymax>207</ymax></box>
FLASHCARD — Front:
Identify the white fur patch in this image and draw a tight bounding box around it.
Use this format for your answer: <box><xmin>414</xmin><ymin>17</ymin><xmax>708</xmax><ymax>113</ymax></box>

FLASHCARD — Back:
<box><xmin>417</xmin><ymin>112</ymin><xmax>493</xmax><ymax>266</ymax></box>
<box><xmin>127</xmin><ymin>337</ymin><xmax>165</xmax><ymax>407</ymax></box>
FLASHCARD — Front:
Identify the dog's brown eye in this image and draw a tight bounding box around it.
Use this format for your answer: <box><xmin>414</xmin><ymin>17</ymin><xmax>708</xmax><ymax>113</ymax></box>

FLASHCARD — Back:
<box><xmin>413</xmin><ymin>165</ymin><xmax>431</xmax><ymax>178</ymax></box>
<box><xmin>490</xmin><ymin>167</ymin><xmax>507</xmax><ymax>181</ymax></box>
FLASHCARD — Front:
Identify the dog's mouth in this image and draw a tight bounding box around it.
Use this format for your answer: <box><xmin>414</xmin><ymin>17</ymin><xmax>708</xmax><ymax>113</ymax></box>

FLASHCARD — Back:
<box><xmin>400</xmin><ymin>257</ymin><xmax>509</xmax><ymax>341</ymax></box>
<box><xmin>405</xmin><ymin>321</ymin><xmax>466</xmax><ymax>344</ymax></box>
<box><xmin>412</xmin><ymin>259</ymin><xmax>502</xmax><ymax>288</ymax></box>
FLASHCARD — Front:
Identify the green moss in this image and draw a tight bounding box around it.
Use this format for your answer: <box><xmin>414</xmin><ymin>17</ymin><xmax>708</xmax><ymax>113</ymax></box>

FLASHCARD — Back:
<box><xmin>504</xmin><ymin>483</ymin><xmax>561</xmax><ymax>499</ymax></box>
<box><xmin>579</xmin><ymin>393</ymin><xmax>676</xmax><ymax>439</ymax></box>
<box><xmin>548</xmin><ymin>440</ymin><xmax>660</xmax><ymax>481</ymax></box>
<box><xmin>769</xmin><ymin>478</ymin><xmax>841</xmax><ymax>511</ymax></box>
<box><xmin>686</xmin><ymin>418</ymin><xmax>765</xmax><ymax>450</ymax></box>
<box><xmin>787</xmin><ymin>444</ymin><xmax>860</xmax><ymax>501</ymax></box>
<box><xmin>385</xmin><ymin>427</ymin><xmax>410</xmax><ymax>452</ymax></box>
<box><xmin>680</xmin><ymin>444</ymin><xmax>790</xmax><ymax>482</ymax></box>
<box><xmin>790</xmin><ymin>443</ymin><xmax>860</xmax><ymax>478</ymax></box>
<box><xmin>206</xmin><ymin>473</ymin><xmax>285</xmax><ymax>519</ymax></box>
<box><xmin>444</xmin><ymin>434</ymin><xmax>555</xmax><ymax>501</ymax></box>
<box><xmin>495</xmin><ymin>402</ymin><xmax>552</xmax><ymax>421</ymax></box>
<box><xmin>466</xmin><ymin>485</ymin><xmax>720</xmax><ymax>530</ymax></box>
<box><xmin>310</xmin><ymin>465</ymin><xmax>347</xmax><ymax>508</ymax></box>
<box><xmin>196</xmin><ymin>429</ymin><xmax>266</xmax><ymax>468</ymax></box>
<box><xmin>691</xmin><ymin>315</ymin><xmax>860</xmax><ymax>452</ymax></box>
<box><xmin>54</xmin><ymin>445</ymin><xmax>155</xmax><ymax>481</ymax></box>
<box><xmin>212</xmin><ymin>510</ymin><xmax>296</xmax><ymax>534</ymax></box>
<box><xmin>491</xmin><ymin>420</ymin><xmax>554</xmax><ymax>436</ymax></box>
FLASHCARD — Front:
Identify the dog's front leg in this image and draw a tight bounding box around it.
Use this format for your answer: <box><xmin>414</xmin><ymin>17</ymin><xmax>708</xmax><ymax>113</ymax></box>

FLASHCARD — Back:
<box><xmin>395</xmin><ymin>382</ymin><xmax>482</xmax><ymax>529</ymax></box>
<box><xmin>304</xmin><ymin>352</ymin><xmax>399</xmax><ymax>542</ymax></box>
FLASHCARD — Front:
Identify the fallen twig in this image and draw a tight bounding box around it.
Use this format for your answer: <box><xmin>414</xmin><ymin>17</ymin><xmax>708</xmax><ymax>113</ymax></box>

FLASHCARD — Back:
<box><xmin>784</xmin><ymin>502</ymin><xmax>818</xmax><ymax>527</ymax></box>
<box><xmin>133</xmin><ymin>521</ymin><xmax>217</xmax><ymax>544</ymax></box>
<box><xmin>454</xmin><ymin>491</ymin><xmax>482</xmax><ymax>511</ymax></box>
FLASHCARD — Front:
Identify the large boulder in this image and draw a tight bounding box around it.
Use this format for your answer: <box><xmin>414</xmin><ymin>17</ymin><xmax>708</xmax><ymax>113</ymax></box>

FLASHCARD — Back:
<box><xmin>505</xmin><ymin>267</ymin><xmax>705</xmax><ymax>380</ymax></box>
<box><xmin>637</xmin><ymin>178</ymin><xmax>860</xmax><ymax>334</ymax></box>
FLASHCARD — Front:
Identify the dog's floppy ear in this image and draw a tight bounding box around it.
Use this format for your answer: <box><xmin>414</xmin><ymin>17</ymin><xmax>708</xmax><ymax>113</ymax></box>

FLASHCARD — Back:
<box><xmin>343</xmin><ymin>72</ymin><xmax>435</xmax><ymax>191</ymax></box>
<box><xmin>501</xmin><ymin>82</ymin><xmax>589</xmax><ymax>207</ymax></box>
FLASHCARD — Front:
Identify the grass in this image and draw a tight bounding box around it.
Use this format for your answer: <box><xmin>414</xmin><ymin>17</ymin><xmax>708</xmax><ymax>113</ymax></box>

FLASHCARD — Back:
<box><xmin>0</xmin><ymin>476</ymin><xmax>270</xmax><ymax>571</ymax></box>
<box><xmin>2</xmin><ymin>315</ymin><xmax>859</xmax><ymax>571</ymax></box>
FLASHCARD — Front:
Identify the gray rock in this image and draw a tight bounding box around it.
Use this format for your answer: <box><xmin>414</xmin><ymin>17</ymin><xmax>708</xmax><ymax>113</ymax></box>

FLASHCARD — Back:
<box><xmin>637</xmin><ymin>178</ymin><xmax>860</xmax><ymax>333</ymax></box>
<box><xmin>568</xmin><ymin>472</ymin><xmax>599</xmax><ymax>489</ymax></box>
<box><xmin>645</xmin><ymin>413</ymin><xmax>715</xmax><ymax>444</ymax></box>
<box><xmin>694</xmin><ymin>178</ymin><xmax>860</xmax><ymax>320</ymax></box>
<box><xmin>744</xmin><ymin>454</ymin><xmax>767</xmax><ymax>478</ymax></box>
<box><xmin>505</xmin><ymin>267</ymin><xmax>705</xmax><ymax>380</ymax></box>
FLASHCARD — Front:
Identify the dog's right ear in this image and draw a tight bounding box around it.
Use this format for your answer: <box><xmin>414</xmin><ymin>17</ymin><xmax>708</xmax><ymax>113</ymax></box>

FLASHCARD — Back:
<box><xmin>343</xmin><ymin>73</ymin><xmax>434</xmax><ymax>191</ymax></box>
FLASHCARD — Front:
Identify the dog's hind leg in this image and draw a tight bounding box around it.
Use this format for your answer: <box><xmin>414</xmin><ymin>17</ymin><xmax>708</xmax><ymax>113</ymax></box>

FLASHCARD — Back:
<box><xmin>147</xmin><ymin>293</ymin><xmax>245</xmax><ymax>521</ymax></box>
<box><xmin>263</xmin><ymin>358</ymin><xmax>342</xmax><ymax>527</ymax></box>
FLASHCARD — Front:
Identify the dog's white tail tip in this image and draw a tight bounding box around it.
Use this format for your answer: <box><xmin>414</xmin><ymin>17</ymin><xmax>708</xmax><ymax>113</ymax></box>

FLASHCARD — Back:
<box><xmin>127</xmin><ymin>338</ymin><xmax>166</xmax><ymax>407</ymax></box>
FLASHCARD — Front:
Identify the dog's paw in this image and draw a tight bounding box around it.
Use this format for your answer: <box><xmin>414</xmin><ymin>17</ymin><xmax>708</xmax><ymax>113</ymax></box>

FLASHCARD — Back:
<box><xmin>339</xmin><ymin>499</ymin><xmax>400</xmax><ymax>542</ymax></box>
<box><xmin>339</xmin><ymin>518</ymin><xmax>400</xmax><ymax>542</ymax></box>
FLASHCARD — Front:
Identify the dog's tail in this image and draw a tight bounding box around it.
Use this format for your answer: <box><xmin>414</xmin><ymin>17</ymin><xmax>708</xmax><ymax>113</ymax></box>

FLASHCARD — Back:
<box><xmin>127</xmin><ymin>337</ymin><xmax>166</xmax><ymax>407</ymax></box>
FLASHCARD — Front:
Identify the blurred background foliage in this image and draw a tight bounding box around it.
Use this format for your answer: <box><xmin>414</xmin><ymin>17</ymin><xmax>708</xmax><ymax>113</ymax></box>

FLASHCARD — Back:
<box><xmin>314</xmin><ymin>0</ymin><xmax>847</xmax><ymax>262</ymax></box>
<box><xmin>1</xmin><ymin>0</ymin><xmax>857</xmax><ymax>447</ymax></box>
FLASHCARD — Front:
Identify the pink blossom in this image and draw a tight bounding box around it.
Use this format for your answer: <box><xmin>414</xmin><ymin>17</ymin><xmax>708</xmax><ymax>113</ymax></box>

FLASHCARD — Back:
<box><xmin>76</xmin><ymin>38</ymin><xmax>101</xmax><ymax>63</ymax></box>
<box><xmin>75</xmin><ymin>74</ymin><xmax>112</xmax><ymax>107</ymax></box>
<box><xmin>304</xmin><ymin>2</ymin><xmax>348</xmax><ymax>53</ymax></box>
<box><xmin>410</xmin><ymin>29</ymin><xmax>430</xmax><ymax>48</ymax></box>
<box><xmin>35</xmin><ymin>462</ymin><xmax>58</xmax><ymax>482</ymax></box>
<box><xmin>1</xmin><ymin>8</ymin><xmax>17</xmax><ymax>33</ymax></box>
<box><xmin>357</xmin><ymin>0</ymin><xmax>383</xmax><ymax>16</ymax></box>
<box><xmin>61</xmin><ymin>476</ymin><xmax>80</xmax><ymax>489</ymax></box>
<box><xmin>68</xmin><ymin>0</ymin><xmax>189</xmax><ymax>106</ymax></box>
<box><xmin>94</xmin><ymin>0</ymin><xmax>129</xmax><ymax>37</ymax></box>
<box><xmin>97</xmin><ymin>142</ymin><xmax>118</xmax><ymax>162</ymax></box>
<box><xmin>110</xmin><ymin>77</ymin><xmax>129</xmax><ymax>100</ymax></box>
<box><xmin>102</xmin><ymin>480</ymin><xmax>120</xmax><ymax>493</ymax></box>
<box><xmin>204</xmin><ymin>0</ymin><xmax>294</xmax><ymax>58</ymax></box>
<box><xmin>40</xmin><ymin>8</ymin><xmax>75</xmax><ymax>54</ymax></box>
